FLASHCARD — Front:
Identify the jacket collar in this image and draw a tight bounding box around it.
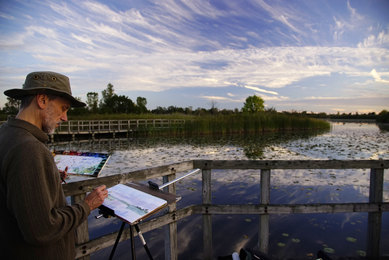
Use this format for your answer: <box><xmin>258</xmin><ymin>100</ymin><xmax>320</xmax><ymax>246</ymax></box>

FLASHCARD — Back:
<box><xmin>7</xmin><ymin>117</ymin><xmax>49</xmax><ymax>143</ymax></box>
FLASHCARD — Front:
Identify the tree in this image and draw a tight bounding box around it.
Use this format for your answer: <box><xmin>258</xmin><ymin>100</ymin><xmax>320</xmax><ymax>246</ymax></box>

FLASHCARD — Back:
<box><xmin>101</xmin><ymin>83</ymin><xmax>114</xmax><ymax>102</ymax></box>
<box><xmin>3</xmin><ymin>97</ymin><xmax>20</xmax><ymax>115</ymax></box>
<box><xmin>111</xmin><ymin>95</ymin><xmax>135</xmax><ymax>113</ymax></box>
<box><xmin>100</xmin><ymin>83</ymin><xmax>115</xmax><ymax>113</ymax></box>
<box><xmin>209</xmin><ymin>100</ymin><xmax>218</xmax><ymax>114</ymax></box>
<box><xmin>86</xmin><ymin>92</ymin><xmax>99</xmax><ymax>112</ymax></box>
<box><xmin>377</xmin><ymin>110</ymin><xmax>389</xmax><ymax>123</ymax></box>
<box><xmin>242</xmin><ymin>95</ymin><xmax>264</xmax><ymax>113</ymax></box>
<box><xmin>136</xmin><ymin>96</ymin><xmax>148</xmax><ymax>113</ymax></box>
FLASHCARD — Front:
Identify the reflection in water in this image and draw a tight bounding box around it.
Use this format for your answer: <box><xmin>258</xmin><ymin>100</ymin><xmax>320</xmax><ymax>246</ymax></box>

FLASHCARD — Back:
<box><xmin>51</xmin><ymin>123</ymin><xmax>389</xmax><ymax>259</ymax></box>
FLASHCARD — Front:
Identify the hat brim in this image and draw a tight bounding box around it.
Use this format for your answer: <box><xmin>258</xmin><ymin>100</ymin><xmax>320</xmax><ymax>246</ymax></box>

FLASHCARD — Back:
<box><xmin>4</xmin><ymin>88</ymin><xmax>86</xmax><ymax>108</ymax></box>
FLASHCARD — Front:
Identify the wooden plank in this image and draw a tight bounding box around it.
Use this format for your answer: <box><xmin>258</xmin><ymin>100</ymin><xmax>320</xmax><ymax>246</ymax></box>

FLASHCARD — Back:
<box><xmin>63</xmin><ymin>160</ymin><xmax>388</xmax><ymax>197</ymax></box>
<box><xmin>196</xmin><ymin>203</ymin><xmax>389</xmax><ymax>214</ymax></box>
<box><xmin>202</xmin><ymin>169</ymin><xmax>212</xmax><ymax>260</ymax></box>
<box><xmin>367</xmin><ymin>168</ymin><xmax>384</xmax><ymax>258</ymax></box>
<box><xmin>193</xmin><ymin>159</ymin><xmax>389</xmax><ymax>170</ymax></box>
<box><xmin>260</xmin><ymin>169</ymin><xmax>270</xmax><ymax>204</ymax></box>
<box><xmin>259</xmin><ymin>215</ymin><xmax>269</xmax><ymax>254</ymax></box>
<box><xmin>164</xmin><ymin>171</ymin><xmax>178</xmax><ymax>260</ymax></box>
<box><xmin>369</xmin><ymin>168</ymin><xmax>384</xmax><ymax>203</ymax></box>
<box><xmin>259</xmin><ymin>169</ymin><xmax>270</xmax><ymax>254</ymax></box>
<box><xmin>63</xmin><ymin>161</ymin><xmax>194</xmax><ymax>196</ymax></box>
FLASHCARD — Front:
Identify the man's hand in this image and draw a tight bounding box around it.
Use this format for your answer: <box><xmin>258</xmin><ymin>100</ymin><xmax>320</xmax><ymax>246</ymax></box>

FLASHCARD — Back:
<box><xmin>84</xmin><ymin>185</ymin><xmax>108</xmax><ymax>211</ymax></box>
<box><xmin>59</xmin><ymin>166</ymin><xmax>68</xmax><ymax>183</ymax></box>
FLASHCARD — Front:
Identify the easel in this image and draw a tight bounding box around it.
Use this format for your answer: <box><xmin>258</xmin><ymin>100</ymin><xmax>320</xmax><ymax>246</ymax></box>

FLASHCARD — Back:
<box><xmin>109</xmin><ymin>221</ymin><xmax>151</xmax><ymax>260</ymax></box>
<box><xmin>97</xmin><ymin>169</ymin><xmax>200</xmax><ymax>260</ymax></box>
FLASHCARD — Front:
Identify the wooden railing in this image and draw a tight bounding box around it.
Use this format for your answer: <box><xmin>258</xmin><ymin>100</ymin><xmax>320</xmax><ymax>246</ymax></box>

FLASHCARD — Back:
<box><xmin>64</xmin><ymin>160</ymin><xmax>389</xmax><ymax>259</ymax></box>
<box><xmin>51</xmin><ymin>119</ymin><xmax>185</xmax><ymax>138</ymax></box>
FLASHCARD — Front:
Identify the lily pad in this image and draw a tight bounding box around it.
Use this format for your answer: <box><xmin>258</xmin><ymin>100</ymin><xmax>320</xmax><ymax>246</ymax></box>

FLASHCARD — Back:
<box><xmin>277</xmin><ymin>242</ymin><xmax>286</xmax><ymax>247</ymax></box>
<box><xmin>282</xmin><ymin>233</ymin><xmax>289</xmax><ymax>237</ymax></box>
<box><xmin>323</xmin><ymin>247</ymin><xmax>335</xmax><ymax>254</ymax></box>
<box><xmin>291</xmin><ymin>238</ymin><xmax>300</xmax><ymax>243</ymax></box>
<box><xmin>346</xmin><ymin>237</ymin><xmax>357</xmax><ymax>243</ymax></box>
<box><xmin>356</xmin><ymin>250</ymin><xmax>366</xmax><ymax>257</ymax></box>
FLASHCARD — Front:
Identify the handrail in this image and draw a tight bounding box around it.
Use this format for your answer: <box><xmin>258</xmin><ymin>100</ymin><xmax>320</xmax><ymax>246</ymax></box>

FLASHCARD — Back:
<box><xmin>55</xmin><ymin>119</ymin><xmax>185</xmax><ymax>133</ymax></box>
<box><xmin>65</xmin><ymin>159</ymin><xmax>388</xmax><ymax>259</ymax></box>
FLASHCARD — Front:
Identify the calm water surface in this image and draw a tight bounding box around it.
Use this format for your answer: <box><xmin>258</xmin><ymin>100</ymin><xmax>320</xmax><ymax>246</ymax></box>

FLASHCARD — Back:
<box><xmin>52</xmin><ymin>122</ymin><xmax>389</xmax><ymax>259</ymax></box>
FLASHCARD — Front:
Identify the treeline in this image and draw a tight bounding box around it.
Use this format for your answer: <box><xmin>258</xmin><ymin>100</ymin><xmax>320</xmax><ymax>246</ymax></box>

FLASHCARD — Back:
<box><xmin>303</xmin><ymin>110</ymin><xmax>389</xmax><ymax>123</ymax></box>
<box><xmin>0</xmin><ymin>82</ymin><xmax>388</xmax><ymax>124</ymax></box>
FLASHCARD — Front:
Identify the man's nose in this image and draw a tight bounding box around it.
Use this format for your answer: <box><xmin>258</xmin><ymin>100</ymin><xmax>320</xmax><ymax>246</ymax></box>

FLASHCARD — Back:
<box><xmin>61</xmin><ymin>112</ymin><xmax>68</xmax><ymax>122</ymax></box>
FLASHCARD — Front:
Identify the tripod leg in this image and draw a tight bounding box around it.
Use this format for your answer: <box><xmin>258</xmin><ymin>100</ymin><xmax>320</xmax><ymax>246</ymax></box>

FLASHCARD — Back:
<box><xmin>130</xmin><ymin>224</ymin><xmax>136</xmax><ymax>260</ymax></box>
<box><xmin>109</xmin><ymin>222</ymin><xmax>126</xmax><ymax>260</ymax></box>
<box><xmin>135</xmin><ymin>224</ymin><xmax>153</xmax><ymax>260</ymax></box>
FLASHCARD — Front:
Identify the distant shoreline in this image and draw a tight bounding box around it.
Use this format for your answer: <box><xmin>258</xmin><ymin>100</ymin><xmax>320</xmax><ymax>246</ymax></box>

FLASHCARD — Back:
<box><xmin>327</xmin><ymin>118</ymin><xmax>376</xmax><ymax>123</ymax></box>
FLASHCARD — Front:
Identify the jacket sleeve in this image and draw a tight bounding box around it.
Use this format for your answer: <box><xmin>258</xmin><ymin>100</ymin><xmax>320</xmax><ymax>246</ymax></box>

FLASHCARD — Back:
<box><xmin>5</xmin><ymin>141</ymin><xmax>91</xmax><ymax>246</ymax></box>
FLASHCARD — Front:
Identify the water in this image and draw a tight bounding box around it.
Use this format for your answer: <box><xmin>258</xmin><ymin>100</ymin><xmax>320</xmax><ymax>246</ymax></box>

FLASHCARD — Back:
<box><xmin>52</xmin><ymin>122</ymin><xmax>389</xmax><ymax>259</ymax></box>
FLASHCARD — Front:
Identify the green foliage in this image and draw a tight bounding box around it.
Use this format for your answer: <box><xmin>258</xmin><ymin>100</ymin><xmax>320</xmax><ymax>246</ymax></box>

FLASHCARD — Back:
<box><xmin>3</xmin><ymin>97</ymin><xmax>20</xmax><ymax>115</ymax></box>
<box><xmin>86</xmin><ymin>92</ymin><xmax>99</xmax><ymax>112</ymax></box>
<box><xmin>242</xmin><ymin>95</ymin><xmax>264</xmax><ymax>113</ymax></box>
<box><xmin>136</xmin><ymin>97</ymin><xmax>148</xmax><ymax>113</ymax></box>
<box><xmin>377</xmin><ymin>110</ymin><xmax>389</xmax><ymax>123</ymax></box>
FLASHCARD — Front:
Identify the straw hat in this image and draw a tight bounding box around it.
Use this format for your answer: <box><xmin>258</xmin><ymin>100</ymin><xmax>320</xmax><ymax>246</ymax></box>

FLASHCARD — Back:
<box><xmin>4</xmin><ymin>71</ymin><xmax>86</xmax><ymax>107</ymax></box>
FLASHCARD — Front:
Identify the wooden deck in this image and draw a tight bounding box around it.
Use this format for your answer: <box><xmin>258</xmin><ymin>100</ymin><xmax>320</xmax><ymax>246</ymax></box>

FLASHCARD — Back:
<box><xmin>64</xmin><ymin>159</ymin><xmax>388</xmax><ymax>259</ymax></box>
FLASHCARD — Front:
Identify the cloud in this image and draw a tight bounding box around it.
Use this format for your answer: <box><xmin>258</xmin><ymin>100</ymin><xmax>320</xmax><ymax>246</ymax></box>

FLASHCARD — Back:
<box><xmin>0</xmin><ymin>12</ymin><xmax>14</xmax><ymax>20</ymax></box>
<box><xmin>259</xmin><ymin>94</ymin><xmax>289</xmax><ymax>101</ymax></box>
<box><xmin>71</xmin><ymin>33</ymin><xmax>94</xmax><ymax>45</ymax></box>
<box><xmin>370</xmin><ymin>69</ymin><xmax>389</xmax><ymax>84</ymax></box>
<box><xmin>253</xmin><ymin>0</ymin><xmax>304</xmax><ymax>35</ymax></box>
<box><xmin>200</xmin><ymin>95</ymin><xmax>243</xmax><ymax>103</ymax></box>
<box><xmin>1</xmin><ymin>0</ymin><xmax>388</xmax><ymax>113</ymax></box>
<box><xmin>358</xmin><ymin>31</ymin><xmax>389</xmax><ymax>48</ymax></box>
<box><xmin>243</xmin><ymin>85</ymin><xmax>278</xmax><ymax>95</ymax></box>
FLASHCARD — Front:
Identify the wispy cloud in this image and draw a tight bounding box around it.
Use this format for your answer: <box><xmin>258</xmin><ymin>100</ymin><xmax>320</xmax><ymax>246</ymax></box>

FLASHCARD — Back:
<box><xmin>200</xmin><ymin>95</ymin><xmax>244</xmax><ymax>103</ymax></box>
<box><xmin>242</xmin><ymin>85</ymin><xmax>278</xmax><ymax>95</ymax></box>
<box><xmin>0</xmin><ymin>0</ymin><xmax>388</xmax><ymax>112</ymax></box>
<box><xmin>0</xmin><ymin>12</ymin><xmax>14</xmax><ymax>20</ymax></box>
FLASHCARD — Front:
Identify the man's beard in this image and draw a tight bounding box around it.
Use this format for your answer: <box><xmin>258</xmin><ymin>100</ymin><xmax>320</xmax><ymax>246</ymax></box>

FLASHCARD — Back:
<box><xmin>42</xmin><ymin>106</ymin><xmax>60</xmax><ymax>134</ymax></box>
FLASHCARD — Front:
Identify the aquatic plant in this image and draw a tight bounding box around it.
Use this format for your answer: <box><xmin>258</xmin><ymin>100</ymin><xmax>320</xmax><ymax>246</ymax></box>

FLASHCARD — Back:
<box><xmin>181</xmin><ymin>113</ymin><xmax>330</xmax><ymax>136</ymax></box>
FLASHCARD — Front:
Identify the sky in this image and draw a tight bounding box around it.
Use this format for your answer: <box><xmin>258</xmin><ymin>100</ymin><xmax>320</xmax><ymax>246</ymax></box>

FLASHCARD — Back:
<box><xmin>0</xmin><ymin>0</ymin><xmax>388</xmax><ymax>113</ymax></box>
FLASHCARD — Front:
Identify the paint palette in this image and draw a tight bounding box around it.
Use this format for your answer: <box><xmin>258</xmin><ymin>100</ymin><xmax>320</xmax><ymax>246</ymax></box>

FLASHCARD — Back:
<box><xmin>53</xmin><ymin>151</ymin><xmax>110</xmax><ymax>177</ymax></box>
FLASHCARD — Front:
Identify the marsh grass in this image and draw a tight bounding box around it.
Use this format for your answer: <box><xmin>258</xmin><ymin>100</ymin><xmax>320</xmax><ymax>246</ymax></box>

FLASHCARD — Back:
<box><xmin>185</xmin><ymin>113</ymin><xmax>330</xmax><ymax>135</ymax></box>
<box><xmin>129</xmin><ymin>112</ymin><xmax>331</xmax><ymax>136</ymax></box>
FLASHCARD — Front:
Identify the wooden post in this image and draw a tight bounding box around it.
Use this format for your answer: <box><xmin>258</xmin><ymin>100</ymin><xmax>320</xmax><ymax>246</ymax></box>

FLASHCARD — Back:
<box><xmin>72</xmin><ymin>193</ymin><xmax>90</xmax><ymax>260</ymax></box>
<box><xmin>259</xmin><ymin>169</ymin><xmax>270</xmax><ymax>254</ymax></box>
<box><xmin>202</xmin><ymin>168</ymin><xmax>212</xmax><ymax>260</ymax></box>
<box><xmin>163</xmin><ymin>169</ymin><xmax>177</xmax><ymax>260</ymax></box>
<box><xmin>367</xmin><ymin>168</ymin><xmax>384</xmax><ymax>258</ymax></box>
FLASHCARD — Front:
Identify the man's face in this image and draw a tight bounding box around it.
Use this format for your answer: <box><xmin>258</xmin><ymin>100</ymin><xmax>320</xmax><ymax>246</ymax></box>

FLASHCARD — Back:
<box><xmin>42</xmin><ymin>97</ymin><xmax>70</xmax><ymax>134</ymax></box>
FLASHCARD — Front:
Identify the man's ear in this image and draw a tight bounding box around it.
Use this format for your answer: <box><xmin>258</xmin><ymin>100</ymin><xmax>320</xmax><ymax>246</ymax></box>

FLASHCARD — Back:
<box><xmin>36</xmin><ymin>94</ymin><xmax>48</xmax><ymax>109</ymax></box>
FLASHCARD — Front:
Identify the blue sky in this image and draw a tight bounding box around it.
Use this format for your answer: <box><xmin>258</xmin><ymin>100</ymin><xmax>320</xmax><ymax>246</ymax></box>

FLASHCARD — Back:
<box><xmin>0</xmin><ymin>0</ymin><xmax>388</xmax><ymax>113</ymax></box>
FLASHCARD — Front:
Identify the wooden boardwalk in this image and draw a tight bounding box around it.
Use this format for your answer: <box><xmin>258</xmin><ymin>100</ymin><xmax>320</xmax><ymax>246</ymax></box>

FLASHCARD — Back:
<box><xmin>50</xmin><ymin>119</ymin><xmax>185</xmax><ymax>139</ymax></box>
<box><xmin>63</xmin><ymin>159</ymin><xmax>389</xmax><ymax>260</ymax></box>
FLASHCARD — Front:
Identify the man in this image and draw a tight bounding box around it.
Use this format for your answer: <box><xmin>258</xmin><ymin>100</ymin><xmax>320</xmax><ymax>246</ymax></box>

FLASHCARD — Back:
<box><xmin>0</xmin><ymin>71</ymin><xmax>108</xmax><ymax>259</ymax></box>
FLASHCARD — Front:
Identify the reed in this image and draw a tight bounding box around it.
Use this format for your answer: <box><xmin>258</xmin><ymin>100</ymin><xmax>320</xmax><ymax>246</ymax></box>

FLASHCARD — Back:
<box><xmin>150</xmin><ymin>112</ymin><xmax>330</xmax><ymax>136</ymax></box>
